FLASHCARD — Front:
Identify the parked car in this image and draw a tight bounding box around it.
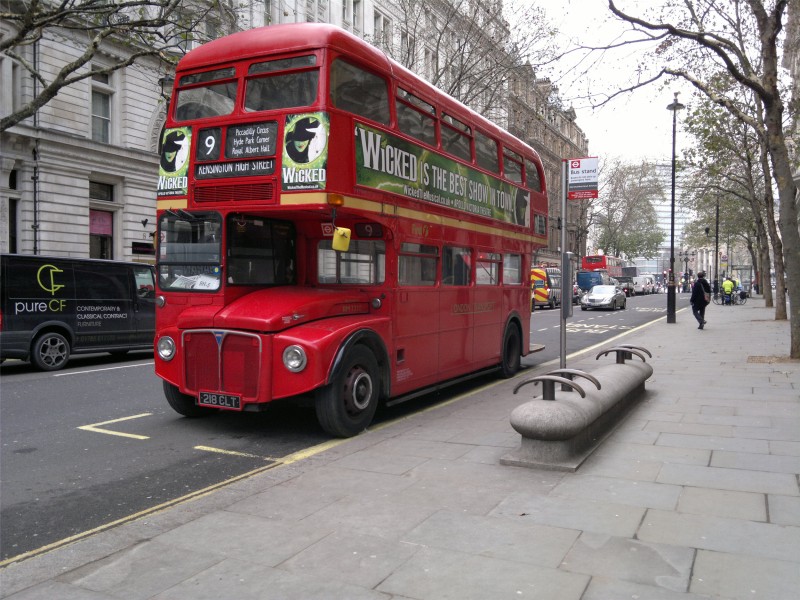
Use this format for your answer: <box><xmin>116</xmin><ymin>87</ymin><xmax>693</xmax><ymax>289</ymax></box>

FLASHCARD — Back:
<box><xmin>580</xmin><ymin>284</ymin><xmax>627</xmax><ymax>311</ymax></box>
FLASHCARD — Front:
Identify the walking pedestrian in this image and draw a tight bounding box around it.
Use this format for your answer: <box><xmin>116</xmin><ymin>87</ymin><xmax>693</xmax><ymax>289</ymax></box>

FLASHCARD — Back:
<box><xmin>691</xmin><ymin>271</ymin><xmax>712</xmax><ymax>329</ymax></box>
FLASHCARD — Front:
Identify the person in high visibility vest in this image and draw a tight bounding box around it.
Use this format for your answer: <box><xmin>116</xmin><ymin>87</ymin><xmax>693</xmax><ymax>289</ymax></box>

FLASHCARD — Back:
<box><xmin>721</xmin><ymin>277</ymin><xmax>735</xmax><ymax>305</ymax></box>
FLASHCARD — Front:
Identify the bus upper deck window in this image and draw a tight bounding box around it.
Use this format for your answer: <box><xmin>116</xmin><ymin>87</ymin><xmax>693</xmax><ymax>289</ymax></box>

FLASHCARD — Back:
<box><xmin>330</xmin><ymin>58</ymin><xmax>390</xmax><ymax>125</ymax></box>
<box><xmin>475</xmin><ymin>131</ymin><xmax>499</xmax><ymax>173</ymax></box>
<box><xmin>245</xmin><ymin>55</ymin><xmax>319</xmax><ymax>112</ymax></box>
<box><xmin>525</xmin><ymin>159</ymin><xmax>542</xmax><ymax>192</ymax></box>
<box><xmin>175</xmin><ymin>84</ymin><xmax>238</xmax><ymax>121</ymax></box>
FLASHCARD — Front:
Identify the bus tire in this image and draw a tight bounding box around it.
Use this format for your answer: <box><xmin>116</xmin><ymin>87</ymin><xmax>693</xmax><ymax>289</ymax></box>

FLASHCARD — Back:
<box><xmin>500</xmin><ymin>323</ymin><xmax>522</xmax><ymax>378</ymax></box>
<box><xmin>315</xmin><ymin>345</ymin><xmax>379</xmax><ymax>437</ymax></box>
<box><xmin>31</xmin><ymin>331</ymin><xmax>70</xmax><ymax>371</ymax></box>
<box><xmin>163</xmin><ymin>382</ymin><xmax>214</xmax><ymax>417</ymax></box>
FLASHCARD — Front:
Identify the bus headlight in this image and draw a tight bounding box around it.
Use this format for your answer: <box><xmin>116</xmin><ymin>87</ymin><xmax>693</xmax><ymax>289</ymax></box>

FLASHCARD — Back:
<box><xmin>157</xmin><ymin>336</ymin><xmax>176</xmax><ymax>361</ymax></box>
<box><xmin>282</xmin><ymin>345</ymin><xmax>307</xmax><ymax>372</ymax></box>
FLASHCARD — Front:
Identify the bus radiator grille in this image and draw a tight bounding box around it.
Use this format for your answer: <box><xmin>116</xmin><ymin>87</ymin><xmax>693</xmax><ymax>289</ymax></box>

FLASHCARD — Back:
<box><xmin>183</xmin><ymin>330</ymin><xmax>260</xmax><ymax>399</ymax></box>
<box><xmin>194</xmin><ymin>183</ymin><xmax>275</xmax><ymax>203</ymax></box>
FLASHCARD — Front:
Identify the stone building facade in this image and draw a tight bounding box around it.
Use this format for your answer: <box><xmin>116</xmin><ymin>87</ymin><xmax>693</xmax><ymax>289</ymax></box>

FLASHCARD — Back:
<box><xmin>1</xmin><ymin>0</ymin><xmax>588</xmax><ymax>263</ymax></box>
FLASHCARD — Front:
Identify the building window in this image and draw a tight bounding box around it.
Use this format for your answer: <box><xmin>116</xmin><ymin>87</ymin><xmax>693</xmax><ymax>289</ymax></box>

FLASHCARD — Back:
<box><xmin>8</xmin><ymin>198</ymin><xmax>18</xmax><ymax>253</ymax></box>
<box><xmin>90</xmin><ymin>209</ymin><xmax>113</xmax><ymax>259</ymax></box>
<box><xmin>90</xmin><ymin>181</ymin><xmax>114</xmax><ymax>202</ymax></box>
<box><xmin>373</xmin><ymin>10</ymin><xmax>392</xmax><ymax>50</ymax></box>
<box><xmin>91</xmin><ymin>67</ymin><xmax>113</xmax><ymax>143</ymax></box>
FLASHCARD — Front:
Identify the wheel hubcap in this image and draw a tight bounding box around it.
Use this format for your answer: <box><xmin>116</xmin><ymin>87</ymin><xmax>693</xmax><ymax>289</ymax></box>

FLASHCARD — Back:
<box><xmin>344</xmin><ymin>369</ymin><xmax>373</xmax><ymax>413</ymax></box>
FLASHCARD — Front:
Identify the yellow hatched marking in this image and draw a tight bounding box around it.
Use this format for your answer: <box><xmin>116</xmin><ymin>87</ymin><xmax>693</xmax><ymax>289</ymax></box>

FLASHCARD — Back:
<box><xmin>194</xmin><ymin>445</ymin><xmax>273</xmax><ymax>460</ymax></box>
<box><xmin>77</xmin><ymin>413</ymin><xmax>152</xmax><ymax>440</ymax></box>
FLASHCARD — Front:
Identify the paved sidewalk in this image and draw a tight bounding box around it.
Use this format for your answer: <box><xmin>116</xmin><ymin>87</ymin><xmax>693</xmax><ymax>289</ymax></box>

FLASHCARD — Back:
<box><xmin>2</xmin><ymin>297</ymin><xmax>798</xmax><ymax>599</ymax></box>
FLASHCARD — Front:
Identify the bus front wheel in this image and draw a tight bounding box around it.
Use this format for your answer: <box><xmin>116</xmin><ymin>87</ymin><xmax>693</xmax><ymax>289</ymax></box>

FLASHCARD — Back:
<box><xmin>315</xmin><ymin>345</ymin><xmax>379</xmax><ymax>438</ymax></box>
<box><xmin>163</xmin><ymin>382</ymin><xmax>214</xmax><ymax>417</ymax></box>
<box><xmin>500</xmin><ymin>324</ymin><xmax>522</xmax><ymax>378</ymax></box>
<box><xmin>31</xmin><ymin>331</ymin><xmax>70</xmax><ymax>371</ymax></box>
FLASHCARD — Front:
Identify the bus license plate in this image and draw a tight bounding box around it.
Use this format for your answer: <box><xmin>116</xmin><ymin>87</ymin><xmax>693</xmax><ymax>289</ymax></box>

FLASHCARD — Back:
<box><xmin>198</xmin><ymin>391</ymin><xmax>241</xmax><ymax>410</ymax></box>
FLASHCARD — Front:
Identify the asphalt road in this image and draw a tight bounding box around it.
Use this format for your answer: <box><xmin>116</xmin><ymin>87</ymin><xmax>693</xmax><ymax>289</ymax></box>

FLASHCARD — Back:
<box><xmin>0</xmin><ymin>290</ymin><xmax>689</xmax><ymax>562</ymax></box>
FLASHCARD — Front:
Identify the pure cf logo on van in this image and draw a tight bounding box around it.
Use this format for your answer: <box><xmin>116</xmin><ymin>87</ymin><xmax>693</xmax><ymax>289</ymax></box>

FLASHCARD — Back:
<box><xmin>37</xmin><ymin>264</ymin><xmax>65</xmax><ymax>295</ymax></box>
<box><xmin>13</xmin><ymin>264</ymin><xmax>68</xmax><ymax>315</ymax></box>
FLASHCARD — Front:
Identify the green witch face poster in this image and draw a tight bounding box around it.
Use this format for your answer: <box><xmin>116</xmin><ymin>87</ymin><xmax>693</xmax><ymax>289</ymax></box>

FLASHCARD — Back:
<box><xmin>282</xmin><ymin>113</ymin><xmax>329</xmax><ymax>191</ymax></box>
<box><xmin>158</xmin><ymin>127</ymin><xmax>191</xmax><ymax>198</ymax></box>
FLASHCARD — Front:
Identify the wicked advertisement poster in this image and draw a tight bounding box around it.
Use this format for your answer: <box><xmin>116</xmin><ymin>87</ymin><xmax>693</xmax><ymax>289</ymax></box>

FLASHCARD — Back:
<box><xmin>282</xmin><ymin>112</ymin><xmax>329</xmax><ymax>191</ymax></box>
<box><xmin>355</xmin><ymin>122</ymin><xmax>530</xmax><ymax>227</ymax></box>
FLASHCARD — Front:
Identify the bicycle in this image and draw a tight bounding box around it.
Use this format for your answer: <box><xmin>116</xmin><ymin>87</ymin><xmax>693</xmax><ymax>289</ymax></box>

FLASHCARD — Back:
<box><xmin>732</xmin><ymin>290</ymin><xmax>748</xmax><ymax>305</ymax></box>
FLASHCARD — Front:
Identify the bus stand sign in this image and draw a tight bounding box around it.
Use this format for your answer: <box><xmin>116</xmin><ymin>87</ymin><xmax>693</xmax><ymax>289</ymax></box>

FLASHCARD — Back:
<box><xmin>567</xmin><ymin>157</ymin><xmax>599</xmax><ymax>200</ymax></box>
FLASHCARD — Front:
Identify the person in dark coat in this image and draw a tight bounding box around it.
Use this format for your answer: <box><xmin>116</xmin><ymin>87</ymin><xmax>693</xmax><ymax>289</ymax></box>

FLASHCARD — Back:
<box><xmin>690</xmin><ymin>271</ymin><xmax>712</xmax><ymax>329</ymax></box>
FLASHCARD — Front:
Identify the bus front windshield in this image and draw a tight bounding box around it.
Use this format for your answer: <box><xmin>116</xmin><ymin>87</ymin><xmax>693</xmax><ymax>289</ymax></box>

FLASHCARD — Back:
<box><xmin>158</xmin><ymin>211</ymin><xmax>222</xmax><ymax>291</ymax></box>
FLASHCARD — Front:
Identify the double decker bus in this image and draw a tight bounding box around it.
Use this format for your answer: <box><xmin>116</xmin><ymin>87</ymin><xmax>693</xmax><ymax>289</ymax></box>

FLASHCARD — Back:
<box><xmin>581</xmin><ymin>254</ymin><xmax>624</xmax><ymax>278</ymax></box>
<box><xmin>154</xmin><ymin>23</ymin><xmax>548</xmax><ymax>437</ymax></box>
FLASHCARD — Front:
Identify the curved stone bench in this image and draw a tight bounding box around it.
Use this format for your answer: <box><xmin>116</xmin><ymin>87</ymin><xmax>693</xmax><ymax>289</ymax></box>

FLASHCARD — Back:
<box><xmin>501</xmin><ymin>346</ymin><xmax>653</xmax><ymax>472</ymax></box>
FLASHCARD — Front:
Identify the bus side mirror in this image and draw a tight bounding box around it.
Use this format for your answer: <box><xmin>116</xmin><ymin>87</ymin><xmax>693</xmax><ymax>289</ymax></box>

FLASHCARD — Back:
<box><xmin>332</xmin><ymin>227</ymin><xmax>351</xmax><ymax>252</ymax></box>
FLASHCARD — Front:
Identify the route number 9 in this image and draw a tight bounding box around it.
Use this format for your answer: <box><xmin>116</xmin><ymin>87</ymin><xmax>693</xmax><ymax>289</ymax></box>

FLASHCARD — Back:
<box><xmin>196</xmin><ymin>127</ymin><xmax>221</xmax><ymax>160</ymax></box>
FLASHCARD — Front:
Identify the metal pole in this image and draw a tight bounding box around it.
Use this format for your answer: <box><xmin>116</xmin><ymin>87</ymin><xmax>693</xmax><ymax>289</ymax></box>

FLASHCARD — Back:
<box><xmin>560</xmin><ymin>159</ymin><xmax>568</xmax><ymax>370</ymax></box>
<box><xmin>666</xmin><ymin>92</ymin><xmax>684</xmax><ymax>323</ymax></box>
<box><xmin>714</xmin><ymin>200</ymin><xmax>719</xmax><ymax>294</ymax></box>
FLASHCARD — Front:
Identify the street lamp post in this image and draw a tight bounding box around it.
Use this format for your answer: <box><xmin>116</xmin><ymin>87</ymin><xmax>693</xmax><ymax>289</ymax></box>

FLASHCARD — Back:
<box><xmin>667</xmin><ymin>92</ymin><xmax>685</xmax><ymax>323</ymax></box>
<box><xmin>679</xmin><ymin>250</ymin><xmax>696</xmax><ymax>292</ymax></box>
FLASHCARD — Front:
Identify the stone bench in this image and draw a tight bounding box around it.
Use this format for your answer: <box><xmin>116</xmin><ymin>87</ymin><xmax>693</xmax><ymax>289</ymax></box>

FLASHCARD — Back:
<box><xmin>501</xmin><ymin>345</ymin><xmax>653</xmax><ymax>472</ymax></box>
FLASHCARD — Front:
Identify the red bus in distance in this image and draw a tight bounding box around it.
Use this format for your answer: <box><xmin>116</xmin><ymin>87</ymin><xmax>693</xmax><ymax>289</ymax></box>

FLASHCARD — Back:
<box><xmin>581</xmin><ymin>254</ymin><xmax>624</xmax><ymax>278</ymax></box>
<box><xmin>154</xmin><ymin>23</ymin><xmax>548</xmax><ymax>437</ymax></box>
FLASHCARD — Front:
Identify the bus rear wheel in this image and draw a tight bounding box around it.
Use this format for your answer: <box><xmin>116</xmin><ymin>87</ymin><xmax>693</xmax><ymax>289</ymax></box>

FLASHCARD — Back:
<box><xmin>315</xmin><ymin>345</ymin><xmax>379</xmax><ymax>437</ymax></box>
<box><xmin>163</xmin><ymin>382</ymin><xmax>214</xmax><ymax>417</ymax></box>
<box><xmin>31</xmin><ymin>331</ymin><xmax>70</xmax><ymax>371</ymax></box>
<box><xmin>500</xmin><ymin>324</ymin><xmax>522</xmax><ymax>378</ymax></box>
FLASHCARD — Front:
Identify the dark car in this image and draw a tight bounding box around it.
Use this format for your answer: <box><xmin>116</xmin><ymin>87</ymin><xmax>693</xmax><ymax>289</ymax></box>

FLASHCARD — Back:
<box><xmin>580</xmin><ymin>284</ymin><xmax>627</xmax><ymax>311</ymax></box>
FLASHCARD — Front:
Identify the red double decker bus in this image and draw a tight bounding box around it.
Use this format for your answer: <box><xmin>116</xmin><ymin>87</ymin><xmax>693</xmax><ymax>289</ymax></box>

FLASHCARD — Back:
<box><xmin>154</xmin><ymin>23</ymin><xmax>548</xmax><ymax>437</ymax></box>
<box><xmin>581</xmin><ymin>254</ymin><xmax>624</xmax><ymax>278</ymax></box>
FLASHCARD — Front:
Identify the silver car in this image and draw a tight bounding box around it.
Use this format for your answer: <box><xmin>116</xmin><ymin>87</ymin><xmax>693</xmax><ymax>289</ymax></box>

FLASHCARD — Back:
<box><xmin>580</xmin><ymin>284</ymin><xmax>627</xmax><ymax>311</ymax></box>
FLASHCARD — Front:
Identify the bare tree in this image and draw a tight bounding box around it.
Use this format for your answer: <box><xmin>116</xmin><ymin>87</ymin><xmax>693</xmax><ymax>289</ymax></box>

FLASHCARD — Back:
<box><xmin>371</xmin><ymin>0</ymin><xmax>554</xmax><ymax>120</ymax></box>
<box><xmin>578</xmin><ymin>1</ymin><xmax>800</xmax><ymax>357</ymax></box>
<box><xmin>591</xmin><ymin>157</ymin><xmax>666</xmax><ymax>259</ymax></box>
<box><xmin>682</xmin><ymin>93</ymin><xmax>785</xmax><ymax>312</ymax></box>
<box><xmin>1</xmin><ymin>0</ymin><xmax>232</xmax><ymax>131</ymax></box>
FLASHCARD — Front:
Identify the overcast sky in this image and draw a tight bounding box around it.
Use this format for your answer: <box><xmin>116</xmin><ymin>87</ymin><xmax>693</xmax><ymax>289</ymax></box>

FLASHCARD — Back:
<box><xmin>538</xmin><ymin>1</ymin><xmax>693</xmax><ymax>164</ymax></box>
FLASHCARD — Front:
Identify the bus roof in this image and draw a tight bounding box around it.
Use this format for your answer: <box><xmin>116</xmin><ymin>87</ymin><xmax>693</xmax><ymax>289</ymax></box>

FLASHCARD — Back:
<box><xmin>176</xmin><ymin>23</ymin><xmax>542</xmax><ymax>166</ymax></box>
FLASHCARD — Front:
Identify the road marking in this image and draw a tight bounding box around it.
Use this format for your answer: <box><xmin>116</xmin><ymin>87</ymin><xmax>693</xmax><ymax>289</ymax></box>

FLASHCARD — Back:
<box><xmin>0</xmin><ymin>435</ymin><xmax>347</xmax><ymax>568</ymax></box>
<box><xmin>55</xmin><ymin>362</ymin><xmax>154</xmax><ymax>377</ymax></box>
<box><xmin>77</xmin><ymin>413</ymin><xmax>152</xmax><ymax>440</ymax></box>
<box><xmin>194</xmin><ymin>445</ymin><xmax>274</xmax><ymax>460</ymax></box>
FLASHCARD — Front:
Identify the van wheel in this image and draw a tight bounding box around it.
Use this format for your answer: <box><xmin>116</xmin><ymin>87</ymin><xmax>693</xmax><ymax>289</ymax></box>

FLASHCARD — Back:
<box><xmin>163</xmin><ymin>382</ymin><xmax>214</xmax><ymax>417</ymax></box>
<box><xmin>315</xmin><ymin>345</ymin><xmax>379</xmax><ymax>437</ymax></box>
<box><xmin>500</xmin><ymin>324</ymin><xmax>522</xmax><ymax>378</ymax></box>
<box><xmin>31</xmin><ymin>332</ymin><xmax>70</xmax><ymax>371</ymax></box>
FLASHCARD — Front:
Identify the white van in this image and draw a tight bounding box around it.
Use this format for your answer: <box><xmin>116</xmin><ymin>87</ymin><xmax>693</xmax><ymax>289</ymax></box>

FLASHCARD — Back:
<box><xmin>633</xmin><ymin>275</ymin><xmax>654</xmax><ymax>295</ymax></box>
